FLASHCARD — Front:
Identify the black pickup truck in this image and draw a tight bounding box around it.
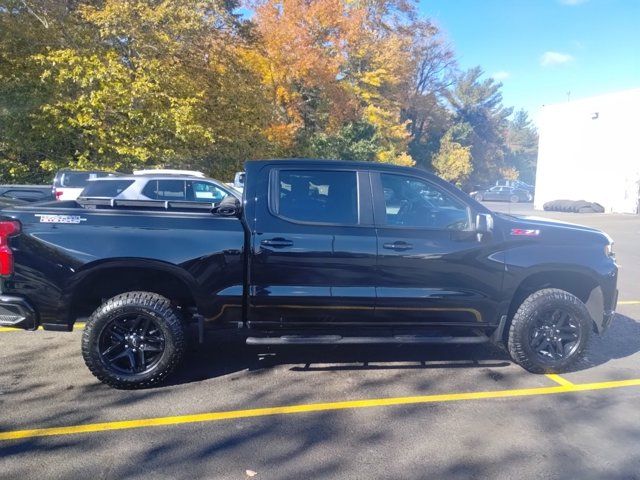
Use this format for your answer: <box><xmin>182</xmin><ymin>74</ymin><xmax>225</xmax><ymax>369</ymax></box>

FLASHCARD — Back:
<box><xmin>0</xmin><ymin>159</ymin><xmax>618</xmax><ymax>388</ymax></box>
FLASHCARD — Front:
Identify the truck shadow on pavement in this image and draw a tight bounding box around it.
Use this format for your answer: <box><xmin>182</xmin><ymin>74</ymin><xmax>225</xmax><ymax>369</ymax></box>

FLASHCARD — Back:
<box><xmin>166</xmin><ymin>337</ymin><xmax>511</xmax><ymax>388</ymax></box>
<box><xmin>166</xmin><ymin>312</ymin><xmax>640</xmax><ymax>386</ymax></box>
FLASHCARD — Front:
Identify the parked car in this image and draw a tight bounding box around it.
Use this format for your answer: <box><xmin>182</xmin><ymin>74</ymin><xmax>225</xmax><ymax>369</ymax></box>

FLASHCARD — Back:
<box><xmin>0</xmin><ymin>159</ymin><xmax>617</xmax><ymax>388</ymax></box>
<box><xmin>133</xmin><ymin>169</ymin><xmax>206</xmax><ymax>178</ymax></box>
<box><xmin>53</xmin><ymin>170</ymin><xmax>117</xmax><ymax>201</ymax></box>
<box><xmin>470</xmin><ymin>186</ymin><xmax>533</xmax><ymax>203</ymax></box>
<box><xmin>496</xmin><ymin>179</ymin><xmax>535</xmax><ymax>193</ymax></box>
<box><xmin>0</xmin><ymin>185</ymin><xmax>53</xmax><ymax>203</ymax></box>
<box><xmin>78</xmin><ymin>175</ymin><xmax>240</xmax><ymax>203</ymax></box>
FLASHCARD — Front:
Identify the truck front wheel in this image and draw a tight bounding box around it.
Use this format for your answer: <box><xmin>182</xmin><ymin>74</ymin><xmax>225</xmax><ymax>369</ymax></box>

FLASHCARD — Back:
<box><xmin>82</xmin><ymin>292</ymin><xmax>186</xmax><ymax>389</ymax></box>
<box><xmin>508</xmin><ymin>288</ymin><xmax>591</xmax><ymax>373</ymax></box>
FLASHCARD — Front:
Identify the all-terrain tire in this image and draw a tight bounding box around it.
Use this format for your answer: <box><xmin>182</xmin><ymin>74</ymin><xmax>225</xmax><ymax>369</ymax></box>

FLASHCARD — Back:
<box><xmin>508</xmin><ymin>288</ymin><xmax>591</xmax><ymax>373</ymax></box>
<box><xmin>82</xmin><ymin>291</ymin><xmax>186</xmax><ymax>389</ymax></box>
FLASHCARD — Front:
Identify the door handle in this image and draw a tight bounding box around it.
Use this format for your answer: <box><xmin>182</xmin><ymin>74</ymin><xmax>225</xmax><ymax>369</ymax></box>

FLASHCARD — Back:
<box><xmin>261</xmin><ymin>238</ymin><xmax>294</xmax><ymax>248</ymax></box>
<box><xmin>383</xmin><ymin>241</ymin><xmax>413</xmax><ymax>251</ymax></box>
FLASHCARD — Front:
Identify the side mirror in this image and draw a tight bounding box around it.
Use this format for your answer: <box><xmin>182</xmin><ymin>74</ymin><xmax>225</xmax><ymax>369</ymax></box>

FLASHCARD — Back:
<box><xmin>475</xmin><ymin>213</ymin><xmax>493</xmax><ymax>234</ymax></box>
<box><xmin>213</xmin><ymin>196</ymin><xmax>242</xmax><ymax>217</ymax></box>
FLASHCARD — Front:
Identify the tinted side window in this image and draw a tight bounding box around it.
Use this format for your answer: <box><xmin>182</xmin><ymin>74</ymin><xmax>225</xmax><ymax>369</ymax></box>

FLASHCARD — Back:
<box><xmin>59</xmin><ymin>172</ymin><xmax>91</xmax><ymax>187</ymax></box>
<box><xmin>380</xmin><ymin>173</ymin><xmax>469</xmax><ymax>230</ymax></box>
<box><xmin>189</xmin><ymin>181</ymin><xmax>228</xmax><ymax>203</ymax></box>
<box><xmin>277</xmin><ymin>170</ymin><xmax>358</xmax><ymax>225</ymax></box>
<box><xmin>141</xmin><ymin>180</ymin><xmax>158</xmax><ymax>199</ymax></box>
<box><xmin>1</xmin><ymin>190</ymin><xmax>48</xmax><ymax>201</ymax></box>
<box><xmin>142</xmin><ymin>180</ymin><xmax>186</xmax><ymax>200</ymax></box>
<box><xmin>81</xmin><ymin>180</ymin><xmax>134</xmax><ymax>197</ymax></box>
<box><xmin>57</xmin><ymin>172</ymin><xmax>112</xmax><ymax>187</ymax></box>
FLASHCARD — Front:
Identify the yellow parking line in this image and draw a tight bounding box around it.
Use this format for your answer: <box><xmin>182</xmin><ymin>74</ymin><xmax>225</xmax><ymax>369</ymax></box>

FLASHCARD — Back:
<box><xmin>545</xmin><ymin>374</ymin><xmax>574</xmax><ymax>387</ymax></box>
<box><xmin>619</xmin><ymin>300</ymin><xmax>640</xmax><ymax>305</ymax></box>
<box><xmin>0</xmin><ymin>322</ymin><xmax>85</xmax><ymax>333</ymax></box>
<box><xmin>2</xmin><ymin>378</ymin><xmax>640</xmax><ymax>442</ymax></box>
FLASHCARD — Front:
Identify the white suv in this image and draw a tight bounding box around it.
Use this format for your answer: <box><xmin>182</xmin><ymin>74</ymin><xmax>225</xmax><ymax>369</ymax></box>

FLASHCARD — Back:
<box><xmin>79</xmin><ymin>175</ymin><xmax>240</xmax><ymax>203</ymax></box>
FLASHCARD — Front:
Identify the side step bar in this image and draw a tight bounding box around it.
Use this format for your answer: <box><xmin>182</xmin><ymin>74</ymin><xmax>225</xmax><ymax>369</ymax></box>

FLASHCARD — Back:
<box><xmin>246</xmin><ymin>335</ymin><xmax>490</xmax><ymax>346</ymax></box>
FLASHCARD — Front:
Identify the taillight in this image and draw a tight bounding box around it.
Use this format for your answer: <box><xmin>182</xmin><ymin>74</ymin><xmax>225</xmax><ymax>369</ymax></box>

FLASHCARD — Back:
<box><xmin>54</xmin><ymin>188</ymin><xmax>64</xmax><ymax>200</ymax></box>
<box><xmin>0</xmin><ymin>220</ymin><xmax>21</xmax><ymax>276</ymax></box>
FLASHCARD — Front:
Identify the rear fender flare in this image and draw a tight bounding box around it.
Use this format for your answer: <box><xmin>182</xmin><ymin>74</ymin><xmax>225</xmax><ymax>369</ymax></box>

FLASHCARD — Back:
<box><xmin>62</xmin><ymin>258</ymin><xmax>203</xmax><ymax>312</ymax></box>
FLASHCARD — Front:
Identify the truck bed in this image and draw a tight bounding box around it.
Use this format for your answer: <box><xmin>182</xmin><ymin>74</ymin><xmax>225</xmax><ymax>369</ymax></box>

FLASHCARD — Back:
<box><xmin>0</xmin><ymin>200</ymin><xmax>246</xmax><ymax>329</ymax></box>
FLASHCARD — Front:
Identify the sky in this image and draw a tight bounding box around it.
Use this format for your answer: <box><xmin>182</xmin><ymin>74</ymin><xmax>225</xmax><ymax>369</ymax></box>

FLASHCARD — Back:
<box><xmin>421</xmin><ymin>0</ymin><xmax>640</xmax><ymax>124</ymax></box>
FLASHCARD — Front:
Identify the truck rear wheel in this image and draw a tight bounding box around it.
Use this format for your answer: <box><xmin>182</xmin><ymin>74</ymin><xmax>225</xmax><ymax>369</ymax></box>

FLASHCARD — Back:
<box><xmin>508</xmin><ymin>288</ymin><xmax>591</xmax><ymax>373</ymax></box>
<box><xmin>82</xmin><ymin>292</ymin><xmax>186</xmax><ymax>389</ymax></box>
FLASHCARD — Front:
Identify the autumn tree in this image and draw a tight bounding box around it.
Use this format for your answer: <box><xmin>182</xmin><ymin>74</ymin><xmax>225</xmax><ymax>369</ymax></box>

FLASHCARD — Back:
<box><xmin>432</xmin><ymin>125</ymin><xmax>473</xmax><ymax>185</ymax></box>
<box><xmin>0</xmin><ymin>0</ymin><xmax>538</xmax><ymax>184</ymax></box>
<box><xmin>249</xmin><ymin>0</ymin><xmax>417</xmax><ymax>166</ymax></box>
<box><xmin>401</xmin><ymin>20</ymin><xmax>456</xmax><ymax>169</ymax></box>
<box><xmin>0</xmin><ymin>0</ymin><xmax>92</xmax><ymax>182</ymax></box>
<box><xmin>1</xmin><ymin>0</ymin><xmax>271</xmax><ymax>181</ymax></box>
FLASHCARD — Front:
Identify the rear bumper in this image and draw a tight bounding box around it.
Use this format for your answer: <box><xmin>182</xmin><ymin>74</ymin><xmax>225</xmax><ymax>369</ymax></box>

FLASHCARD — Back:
<box><xmin>0</xmin><ymin>295</ymin><xmax>37</xmax><ymax>330</ymax></box>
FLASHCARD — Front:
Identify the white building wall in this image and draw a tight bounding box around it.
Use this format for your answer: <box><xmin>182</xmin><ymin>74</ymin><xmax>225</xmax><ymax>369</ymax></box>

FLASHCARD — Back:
<box><xmin>534</xmin><ymin>89</ymin><xmax>640</xmax><ymax>214</ymax></box>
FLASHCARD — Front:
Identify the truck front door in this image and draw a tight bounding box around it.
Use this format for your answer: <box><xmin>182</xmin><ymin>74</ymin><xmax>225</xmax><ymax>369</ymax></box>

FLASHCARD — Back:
<box><xmin>372</xmin><ymin>171</ymin><xmax>504</xmax><ymax>328</ymax></box>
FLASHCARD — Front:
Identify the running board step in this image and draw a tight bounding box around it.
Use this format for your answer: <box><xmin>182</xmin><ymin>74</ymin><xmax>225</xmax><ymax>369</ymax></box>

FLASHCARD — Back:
<box><xmin>246</xmin><ymin>335</ymin><xmax>490</xmax><ymax>346</ymax></box>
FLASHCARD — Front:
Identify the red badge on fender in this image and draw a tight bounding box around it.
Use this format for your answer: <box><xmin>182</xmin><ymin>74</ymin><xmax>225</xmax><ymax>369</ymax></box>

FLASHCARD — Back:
<box><xmin>511</xmin><ymin>228</ymin><xmax>540</xmax><ymax>236</ymax></box>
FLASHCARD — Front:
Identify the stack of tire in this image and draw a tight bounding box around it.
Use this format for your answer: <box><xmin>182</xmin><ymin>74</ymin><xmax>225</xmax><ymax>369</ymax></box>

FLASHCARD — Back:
<box><xmin>543</xmin><ymin>200</ymin><xmax>605</xmax><ymax>213</ymax></box>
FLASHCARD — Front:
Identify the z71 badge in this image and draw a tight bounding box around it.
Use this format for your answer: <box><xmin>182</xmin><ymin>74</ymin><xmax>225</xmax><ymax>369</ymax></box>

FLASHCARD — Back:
<box><xmin>35</xmin><ymin>214</ymin><xmax>87</xmax><ymax>224</ymax></box>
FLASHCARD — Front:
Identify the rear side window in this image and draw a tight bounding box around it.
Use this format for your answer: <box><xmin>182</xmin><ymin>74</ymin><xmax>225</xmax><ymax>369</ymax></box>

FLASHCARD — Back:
<box><xmin>56</xmin><ymin>172</ymin><xmax>111</xmax><ymax>187</ymax></box>
<box><xmin>141</xmin><ymin>180</ymin><xmax>186</xmax><ymax>200</ymax></box>
<box><xmin>276</xmin><ymin>170</ymin><xmax>358</xmax><ymax>225</ymax></box>
<box><xmin>81</xmin><ymin>180</ymin><xmax>134</xmax><ymax>198</ymax></box>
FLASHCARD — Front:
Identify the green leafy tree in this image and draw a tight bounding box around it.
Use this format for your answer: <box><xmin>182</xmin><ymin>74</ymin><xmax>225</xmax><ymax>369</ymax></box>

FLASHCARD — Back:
<box><xmin>305</xmin><ymin>121</ymin><xmax>379</xmax><ymax>162</ymax></box>
<box><xmin>446</xmin><ymin>67</ymin><xmax>513</xmax><ymax>187</ymax></box>
<box><xmin>1</xmin><ymin>0</ymin><xmax>270</xmax><ymax>181</ymax></box>
<box><xmin>505</xmin><ymin>109</ymin><xmax>538</xmax><ymax>183</ymax></box>
<box><xmin>0</xmin><ymin>0</ymin><xmax>90</xmax><ymax>182</ymax></box>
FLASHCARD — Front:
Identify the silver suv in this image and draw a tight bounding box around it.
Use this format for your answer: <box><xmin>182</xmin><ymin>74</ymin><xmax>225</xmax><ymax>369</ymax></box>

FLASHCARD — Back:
<box><xmin>79</xmin><ymin>175</ymin><xmax>240</xmax><ymax>204</ymax></box>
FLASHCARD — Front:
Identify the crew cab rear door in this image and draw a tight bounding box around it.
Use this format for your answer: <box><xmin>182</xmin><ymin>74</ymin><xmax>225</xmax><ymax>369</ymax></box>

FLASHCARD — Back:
<box><xmin>247</xmin><ymin>164</ymin><xmax>377</xmax><ymax>328</ymax></box>
<box><xmin>372</xmin><ymin>171</ymin><xmax>504</xmax><ymax>327</ymax></box>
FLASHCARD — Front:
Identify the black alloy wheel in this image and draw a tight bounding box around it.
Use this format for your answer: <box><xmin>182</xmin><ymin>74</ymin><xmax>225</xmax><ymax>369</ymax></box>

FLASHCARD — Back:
<box><xmin>508</xmin><ymin>288</ymin><xmax>591</xmax><ymax>373</ymax></box>
<box><xmin>528</xmin><ymin>308</ymin><xmax>582</xmax><ymax>362</ymax></box>
<box><xmin>82</xmin><ymin>291</ymin><xmax>186</xmax><ymax>389</ymax></box>
<box><xmin>98</xmin><ymin>314</ymin><xmax>166</xmax><ymax>375</ymax></box>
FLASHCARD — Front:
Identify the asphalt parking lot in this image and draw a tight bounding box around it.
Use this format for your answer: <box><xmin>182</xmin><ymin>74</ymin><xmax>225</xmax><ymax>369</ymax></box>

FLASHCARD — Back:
<box><xmin>1</xmin><ymin>202</ymin><xmax>639</xmax><ymax>480</ymax></box>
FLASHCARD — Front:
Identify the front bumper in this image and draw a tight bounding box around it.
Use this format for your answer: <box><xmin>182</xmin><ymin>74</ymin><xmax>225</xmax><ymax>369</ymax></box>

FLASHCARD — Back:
<box><xmin>0</xmin><ymin>295</ymin><xmax>37</xmax><ymax>330</ymax></box>
<box><xmin>586</xmin><ymin>287</ymin><xmax>617</xmax><ymax>334</ymax></box>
